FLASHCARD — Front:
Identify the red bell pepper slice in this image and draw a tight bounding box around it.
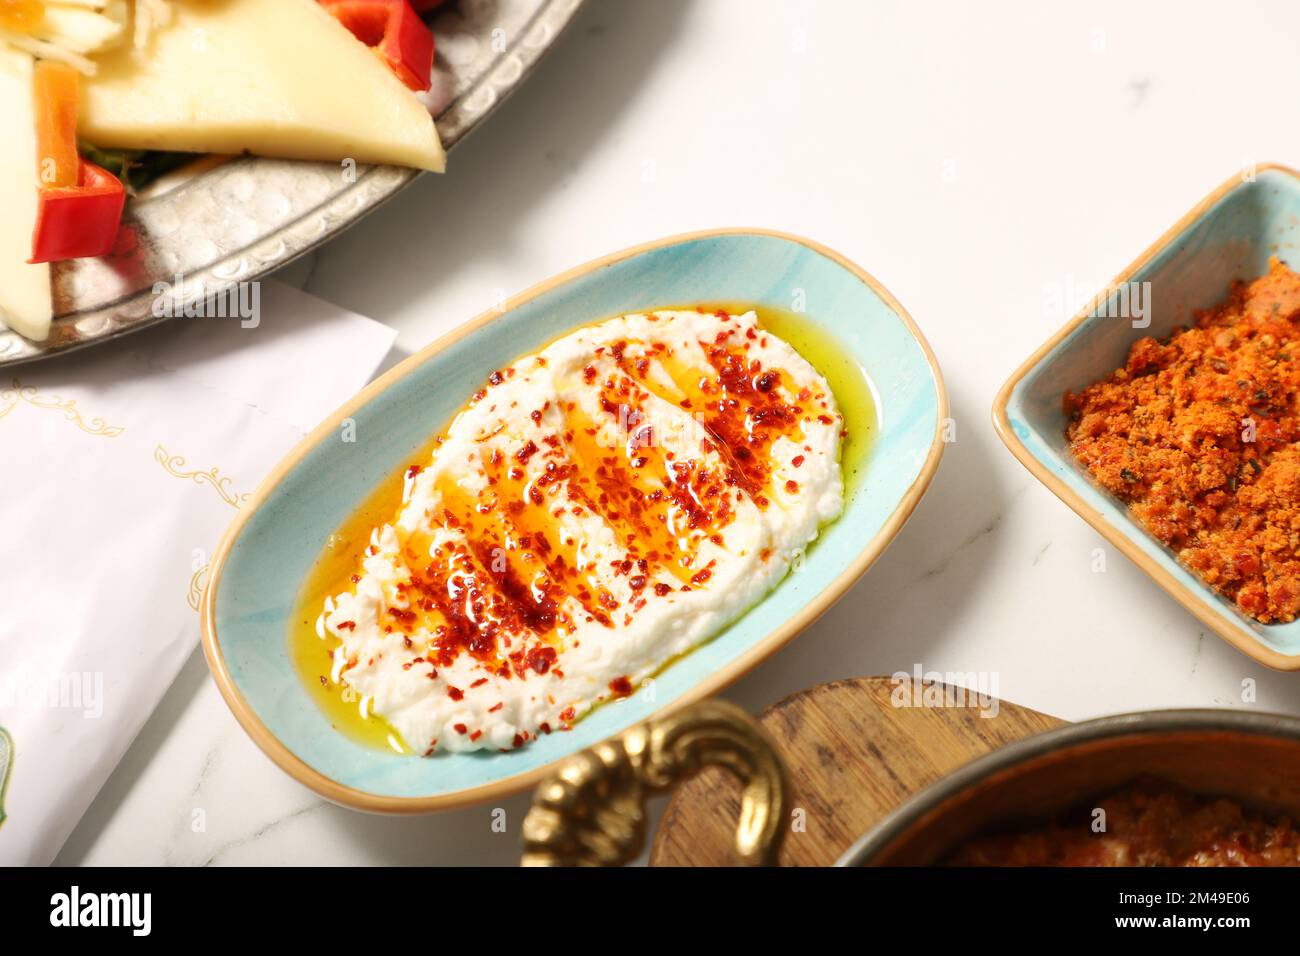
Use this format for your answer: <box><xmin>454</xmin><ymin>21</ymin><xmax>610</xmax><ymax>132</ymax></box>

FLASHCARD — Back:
<box><xmin>319</xmin><ymin>0</ymin><xmax>434</xmax><ymax>92</ymax></box>
<box><xmin>29</xmin><ymin>159</ymin><xmax>127</xmax><ymax>264</ymax></box>
<box><xmin>27</xmin><ymin>60</ymin><xmax>127</xmax><ymax>263</ymax></box>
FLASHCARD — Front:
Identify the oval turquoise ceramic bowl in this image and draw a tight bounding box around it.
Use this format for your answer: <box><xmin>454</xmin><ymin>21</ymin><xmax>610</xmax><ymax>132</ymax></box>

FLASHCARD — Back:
<box><xmin>202</xmin><ymin>229</ymin><xmax>948</xmax><ymax>811</ymax></box>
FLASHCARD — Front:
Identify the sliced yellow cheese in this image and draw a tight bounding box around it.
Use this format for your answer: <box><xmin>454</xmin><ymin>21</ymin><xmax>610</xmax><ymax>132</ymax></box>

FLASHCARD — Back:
<box><xmin>0</xmin><ymin>49</ymin><xmax>53</xmax><ymax>342</ymax></box>
<box><xmin>81</xmin><ymin>0</ymin><xmax>444</xmax><ymax>172</ymax></box>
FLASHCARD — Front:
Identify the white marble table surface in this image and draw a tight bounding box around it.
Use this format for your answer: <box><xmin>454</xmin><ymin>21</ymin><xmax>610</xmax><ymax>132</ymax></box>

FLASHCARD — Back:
<box><xmin>56</xmin><ymin>0</ymin><xmax>1300</xmax><ymax>865</ymax></box>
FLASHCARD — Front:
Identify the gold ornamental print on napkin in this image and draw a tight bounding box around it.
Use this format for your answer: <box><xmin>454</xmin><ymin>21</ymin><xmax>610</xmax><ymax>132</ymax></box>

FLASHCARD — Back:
<box><xmin>0</xmin><ymin>381</ymin><xmax>124</xmax><ymax>437</ymax></box>
<box><xmin>153</xmin><ymin>445</ymin><xmax>251</xmax><ymax>611</ymax></box>
<box><xmin>153</xmin><ymin>444</ymin><xmax>251</xmax><ymax>509</ymax></box>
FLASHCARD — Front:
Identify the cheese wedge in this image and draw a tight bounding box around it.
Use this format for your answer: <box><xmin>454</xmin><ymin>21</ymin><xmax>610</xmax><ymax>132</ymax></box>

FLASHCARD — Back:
<box><xmin>81</xmin><ymin>0</ymin><xmax>444</xmax><ymax>172</ymax></box>
<box><xmin>0</xmin><ymin>49</ymin><xmax>53</xmax><ymax>342</ymax></box>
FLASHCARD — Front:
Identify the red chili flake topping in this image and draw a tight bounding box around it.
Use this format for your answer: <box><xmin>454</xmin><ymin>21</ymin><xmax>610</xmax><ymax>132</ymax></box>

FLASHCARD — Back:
<box><xmin>406</xmin><ymin>464</ymin><xmax>423</xmax><ymax>480</ymax></box>
<box><xmin>653</xmin><ymin>582</ymin><xmax>672</xmax><ymax>597</ymax></box>
<box><xmin>512</xmin><ymin>733</ymin><xmax>525</xmax><ymax>748</ymax></box>
<box><xmin>470</xmin><ymin>677</ymin><xmax>488</xmax><ymax>688</ymax></box>
<box><xmin>786</xmin><ymin>480</ymin><xmax>799</xmax><ymax>494</ymax></box>
<box><xmin>791</xmin><ymin>455</ymin><xmax>805</xmax><ymax>468</ymax></box>
<box><xmin>489</xmin><ymin>702</ymin><xmax>503</xmax><ymax>713</ymax></box>
<box><xmin>470</xmin><ymin>730</ymin><xmax>483</xmax><ymax>742</ymax></box>
<box><xmin>488</xmin><ymin>370</ymin><xmax>504</xmax><ymax>386</ymax></box>
<box><xmin>690</xmin><ymin>567</ymin><xmax>713</xmax><ymax>586</ymax></box>
<box><xmin>454</xmin><ymin>723</ymin><xmax>468</xmax><ymax>735</ymax></box>
<box><xmin>336</xmin><ymin>621</ymin><xmax>356</xmax><ymax>631</ymax></box>
<box><xmin>609</xmin><ymin>676</ymin><xmax>633</xmax><ymax>697</ymax></box>
<box><xmin>560</xmin><ymin>706</ymin><xmax>576</xmax><ymax>722</ymax></box>
<box><xmin>526</xmin><ymin>644</ymin><xmax>558</xmax><ymax>674</ymax></box>
<box><xmin>448</xmin><ymin>686</ymin><xmax>464</xmax><ymax>701</ymax></box>
<box><xmin>515</xmin><ymin>440</ymin><xmax>539</xmax><ymax>464</ymax></box>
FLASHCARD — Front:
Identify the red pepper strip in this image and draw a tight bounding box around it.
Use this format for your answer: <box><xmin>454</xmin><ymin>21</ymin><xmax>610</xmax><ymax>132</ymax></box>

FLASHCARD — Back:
<box><xmin>28</xmin><ymin>159</ymin><xmax>127</xmax><ymax>264</ymax></box>
<box><xmin>319</xmin><ymin>0</ymin><xmax>434</xmax><ymax>92</ymax></box>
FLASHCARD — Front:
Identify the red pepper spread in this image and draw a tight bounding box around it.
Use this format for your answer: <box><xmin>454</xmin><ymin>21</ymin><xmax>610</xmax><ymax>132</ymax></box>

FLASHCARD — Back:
<box><xmin>1066</xmin><ymin>259</ymin><xmax>1300</xmax><ymax>622</ymax></box>
<box><xmin>949</xmin><ymin>778</ymin><xmax>1300</xmax><ymax>867</ymax></box>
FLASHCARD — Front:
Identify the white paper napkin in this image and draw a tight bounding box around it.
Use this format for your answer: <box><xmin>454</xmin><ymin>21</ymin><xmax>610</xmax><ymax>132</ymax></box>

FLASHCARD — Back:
<box><xmin>0</xmin><ymin>280</ymin><xmax>397</xmax><ymax>865</ymax></box>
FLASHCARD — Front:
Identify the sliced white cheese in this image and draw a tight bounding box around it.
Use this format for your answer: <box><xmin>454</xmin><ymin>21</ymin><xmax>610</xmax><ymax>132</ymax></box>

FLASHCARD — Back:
<box><xmin>40</xmin><ymin>3</ymin><xmax>129</xmax><ymax>56</ymax></box>
<box><xmin>0</xmin><ymin>2</ymin><xmax>128</xmax><ymax>74</ymax></box>
<box><xmin>81</xmin><ymin>0</ymin><xmax>444</xmax><ymax>172</ymax></box>
<box><xmin>0</xmin><ymin>49</ymin><xmax>53</xmax><ymax>342</ymax></box>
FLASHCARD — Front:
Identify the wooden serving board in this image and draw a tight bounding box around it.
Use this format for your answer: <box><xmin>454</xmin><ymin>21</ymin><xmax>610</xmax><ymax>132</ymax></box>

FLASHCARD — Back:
<box><xmin>650</xmin><ymin>677</ymin><xmax>1063</xmax><ymax>867</ymax></box>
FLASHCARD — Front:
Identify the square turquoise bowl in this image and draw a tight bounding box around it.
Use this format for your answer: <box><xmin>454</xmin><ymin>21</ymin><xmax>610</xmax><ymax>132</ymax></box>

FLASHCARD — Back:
<box><xmin>203</xmin><ymin>229</ymin><xmax>948</xmax><ymax>810</ymax></box>
<box><xmin>994</xmin><ymin>165</ymin><xmax>1300</xmax><ymax>670</ymax></box>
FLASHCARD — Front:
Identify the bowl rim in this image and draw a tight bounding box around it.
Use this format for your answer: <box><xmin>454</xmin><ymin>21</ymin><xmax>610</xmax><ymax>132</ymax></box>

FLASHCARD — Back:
<box><xmin>200</xmin><ymin>227</ymin><xmax>951</xmax><ymax>813</ymax></box>
<box><xmin>991</xmin><ymin>163</ymin><xmax>1300</xmax><ymax>671</ymax></box>
<box><xmin>836</xmin><ymin>707</ymin><xmax>1300</xmax><ymax>866</ymax></box>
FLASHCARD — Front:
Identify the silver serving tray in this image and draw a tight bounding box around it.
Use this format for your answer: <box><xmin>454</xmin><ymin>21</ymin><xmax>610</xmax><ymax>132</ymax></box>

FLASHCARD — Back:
<box><xmin>0</xmin><ymin>0</ymin><xmax>585</xmax><ymax>366</ymax></box>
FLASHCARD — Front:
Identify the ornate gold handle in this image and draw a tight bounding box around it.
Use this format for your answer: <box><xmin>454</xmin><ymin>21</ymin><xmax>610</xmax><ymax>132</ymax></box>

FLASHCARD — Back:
<box><xmin>521</xmin><ymin>699</ymin><xmax>787</xmax><ymax>866</ymax></box>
